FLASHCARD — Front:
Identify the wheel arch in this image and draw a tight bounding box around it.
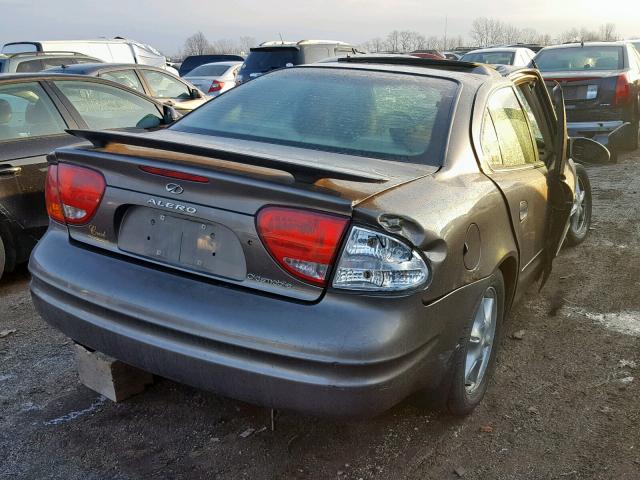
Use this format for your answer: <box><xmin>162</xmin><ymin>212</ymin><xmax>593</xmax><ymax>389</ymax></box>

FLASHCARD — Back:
<box><xmin>497</xmin><ymin>254</ymin><xmax>518</xmax><ymax>313</ymax></box>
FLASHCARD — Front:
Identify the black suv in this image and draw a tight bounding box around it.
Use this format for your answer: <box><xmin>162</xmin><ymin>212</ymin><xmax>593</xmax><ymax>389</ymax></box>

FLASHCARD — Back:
<box><xmin>235</xmin><ymin>40</ymin><xmax>358</xmax><ymax>85</ymax></box>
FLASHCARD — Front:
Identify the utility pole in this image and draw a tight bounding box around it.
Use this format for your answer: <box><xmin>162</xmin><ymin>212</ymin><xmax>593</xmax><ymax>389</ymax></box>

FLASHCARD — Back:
<box><xmin>444</xmin><ymin>16</ymin><xmax>448</xmax><ymax>50</ymax></box>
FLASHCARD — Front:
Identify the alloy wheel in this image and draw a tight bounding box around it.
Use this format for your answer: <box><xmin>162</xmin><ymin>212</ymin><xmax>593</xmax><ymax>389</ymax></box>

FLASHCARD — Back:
<box><xmin>465</xmin><ymin>286</ymin><xmax>498</xmax><ymax>394</ymax></box>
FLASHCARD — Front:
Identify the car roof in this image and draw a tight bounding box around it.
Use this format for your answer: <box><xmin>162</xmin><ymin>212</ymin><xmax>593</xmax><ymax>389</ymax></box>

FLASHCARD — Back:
<box><xmin>302</xmin><ymin>55</ymin><xmax>505</xmax><ymax>84</ymax></box>
<box><xmin>464</xmin><ymin>47</ymin><xmax>526</xmax><ymax>54</ymax></box>
<box><xmin>42</xmin><ymin>62</ymin><xmax>169</xmax><ymax>75</ymax></box>
<box><xmin>540</xmin><ymin>41</ymin><xmax>630</xmax><ymax>51</ymax></box>
<box><xmin>187</xmin><ymin>61</ymin><xmax>242</xmax><ymax>69</ymax></box>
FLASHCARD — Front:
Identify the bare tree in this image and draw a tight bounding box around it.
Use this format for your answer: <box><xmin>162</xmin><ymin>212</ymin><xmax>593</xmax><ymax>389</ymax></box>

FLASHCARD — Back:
<box><xmin>183</xmin><ymin>31</ymin><xmax>210</xmax><ymax>56</ymax></box>
<box><xmin>386</xmin><ymin>30</ymin><xmax>401</xmax><ymax>52</ymax></box>
<box><xmin>599</xmin><ymin>23</ymin><xmax>618</xmax><ymax>41</ymax></box>
<box><xmin>238</xmin><ymin>36</ymin><xmax>257</xmax><ymax>54</ymax></box>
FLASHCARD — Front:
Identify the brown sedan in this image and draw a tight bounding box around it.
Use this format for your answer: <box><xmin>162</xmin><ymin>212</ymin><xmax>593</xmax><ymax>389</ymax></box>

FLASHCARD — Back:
<box><xmin>30</xmin><ymin>57</ymin><xmax>608</xmax><ymax>416</ymax></box>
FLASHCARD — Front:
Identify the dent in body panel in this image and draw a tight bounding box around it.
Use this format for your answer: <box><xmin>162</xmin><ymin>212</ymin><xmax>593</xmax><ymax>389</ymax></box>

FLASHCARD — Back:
<box><xmin>355</xmin><ymin>169</ymin><xmax>518</xmax><ymax>304</ymax></box>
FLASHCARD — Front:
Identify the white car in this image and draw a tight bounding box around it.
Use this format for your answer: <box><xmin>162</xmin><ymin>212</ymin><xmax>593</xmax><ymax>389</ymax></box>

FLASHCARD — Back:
<box><xmin>461</xmin><ymin>47</ymin><xmax>536</xmax><ymax>67</ymax></box>
<box><xmin>183</xmin><ymin>61</ymin><xmax>242</xmax><ymax>97</ymax></box>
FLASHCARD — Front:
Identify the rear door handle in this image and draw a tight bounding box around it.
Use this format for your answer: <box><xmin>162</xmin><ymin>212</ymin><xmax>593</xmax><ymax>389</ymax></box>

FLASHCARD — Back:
<box><xmin>0</xmin><ymin>166</ymin><xmax>22</xmax><ymax>177</ymax></box>
<box><xmin>519</xmin><ymin>200</ymin><xmax>528</xmax><ymax>222</ymax></box>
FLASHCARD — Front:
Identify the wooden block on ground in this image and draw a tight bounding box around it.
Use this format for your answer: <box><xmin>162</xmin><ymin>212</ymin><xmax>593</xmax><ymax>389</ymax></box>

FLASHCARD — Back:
<box><xmin>74</xmin><ymin>343</ymin><xmax>154</xmax><ymax>402</ymax></box>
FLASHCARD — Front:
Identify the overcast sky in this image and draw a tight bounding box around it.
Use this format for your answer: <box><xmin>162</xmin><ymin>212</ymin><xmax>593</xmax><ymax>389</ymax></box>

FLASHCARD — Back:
<box><xmin>1</xmin><ymin>0</ymin><xmax>638</xmax><ymax>55</ymax></box>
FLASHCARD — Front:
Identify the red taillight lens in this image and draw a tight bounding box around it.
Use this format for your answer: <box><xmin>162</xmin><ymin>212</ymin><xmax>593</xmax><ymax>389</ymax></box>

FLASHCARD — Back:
<box><xmin>256</xmin><ymin>207</ymin><xmax>349</xmax><ymax>286</ymax></box>
<box><xmin>614</xmin><ymin>73</ymin><xmax>631</xmax><ymax>105</ymax></box>
<box><xmin>45</xmin><ymin>165</ymin><xmax>64</xmax><ymax>224</ymax></box>
<box><xmin>208</xmin><ymin>80</ymin><xmax>224</xmax><ymax>93</ymax></box>
<box><xmin>139</xmin><ymin>165</ymin><xmax>209</xmax><ymax>183</ymax></box>
<box><xmin>45</xmin><ymin>164</ymin><xmax>105</xmax><ymax>225</ymax></box>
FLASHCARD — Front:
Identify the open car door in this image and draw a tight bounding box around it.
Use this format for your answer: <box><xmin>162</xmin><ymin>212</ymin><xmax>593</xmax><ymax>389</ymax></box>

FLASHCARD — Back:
<box><xmin>540</xmin><ymin>83</ymin><xmax>575</xmax><ymax>288</ymax></box>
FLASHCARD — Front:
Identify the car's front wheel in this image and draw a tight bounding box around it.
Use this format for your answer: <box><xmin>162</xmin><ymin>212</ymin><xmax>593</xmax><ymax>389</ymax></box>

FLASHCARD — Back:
<box><xmin>446</xmin><ymin>270</ymin><xmax>505</xmax><ymax>416</ymax></box>
<box><xmin>565</xmin><ymin>164</ymin><xmax>592</xmax><ymax>247</ymax></box>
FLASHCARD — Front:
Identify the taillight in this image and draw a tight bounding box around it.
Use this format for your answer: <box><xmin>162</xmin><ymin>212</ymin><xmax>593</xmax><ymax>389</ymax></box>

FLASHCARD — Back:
<box><xmin>208</xmin><ymin>80</ymin><xmax>224</xmax><ymax>93</ymax></box>
<box><xmin>256</xmin><ymin>207</ymin><xmax>348</xmax><ymax>286</ymax></box>
<box><xmin>614</xmin><ymin>73</ymin><xmax>631</xmax><ymax>105</ymax></box>
<box><xmin>45</xmin><ymin>163</ymin><xmax>105</xmax><ymax>225</ymax></box>
<box><xmin>45</xmin><ymin>165</ymin><xmax>64</xmax><ymax>224</ymax></box>
<box><xmin>333</xmin><ymin>227</ymin><xmax>430</xmax><ymax>291</ymax></box>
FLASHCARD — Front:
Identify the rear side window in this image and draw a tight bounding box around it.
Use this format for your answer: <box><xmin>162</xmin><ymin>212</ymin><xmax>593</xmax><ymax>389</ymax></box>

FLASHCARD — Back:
<box><xmin>0</xmin><ymin>82</ymin><xmax>67</xmax><ymax>142</ymax></box>
<box><xmin>140</xmin><ymin>70</ymin><xmax>191</xmax><ymax>99</ymax></box>
<box><xmin>100</xmin><ymin>70</ymin><xmax>145</xmax><ymax>93</ymax></box>
<box><xmin>186</xmin><ymin>64</ymin><xmax>232</xmax><ymax>77</ymax></box>
<box><xmin>16</xmin><ymin>59</ymin><xmax>44</xmax><ymax>73</ymax></box>
<box><xmin>535</xmin><ymin>46</ymin><xmax>624</xmax><ymax>71</ymax></box>
<box><xmin>462</xmin><ymin>51</ymin><xmax>515</xmax><ymax>65</ymax></box>
<box><xmin>172</xmin><ymin>68</ymin><xmax>458</xmax><ymax>165</ymax></box>
<box><xmin>486</xmin><ymin>87</ymin><xmax>537</xmax><ymax>167</ymax></box>
<box><xmin>53</xmin><ymin>80</ymin><xmax>161</xmax><ymax>130</ymax></box>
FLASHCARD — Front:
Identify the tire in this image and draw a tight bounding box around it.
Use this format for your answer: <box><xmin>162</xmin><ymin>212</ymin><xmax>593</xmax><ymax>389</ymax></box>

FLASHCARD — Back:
<box><xmin>565</xmin><ymin>164</ymin><xmax>592</xmax><ymax>247</ymax></box>
<box><xmin>0</xmin><ymin>234</ymin><xmax>5</xmax><ymax>282</ymax></box>
<box><xmin>445</xmin><ymin>270</ymin><xmax>505</xmax><ymax>416</ymax></box>
<box><xmin>622</xmin><ymin>118</ymin><xmax>639</xmax><ymax>151</ymax></box>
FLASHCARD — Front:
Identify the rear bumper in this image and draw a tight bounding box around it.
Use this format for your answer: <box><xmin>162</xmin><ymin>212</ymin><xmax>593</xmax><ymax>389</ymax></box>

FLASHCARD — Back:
<box><xmin>567</xmin><ymin>120</ymin><xmax>628</xmax><ymax>147</ymax></box>
<box><xmin>567</xmin><ymin>119</ymin><xmax>633</xmax><ymax>149</ymax></box>
<box><xmin>29</xmin><ymin>227</ymin><xmax>489</xmax><ymax>416</ymax></box>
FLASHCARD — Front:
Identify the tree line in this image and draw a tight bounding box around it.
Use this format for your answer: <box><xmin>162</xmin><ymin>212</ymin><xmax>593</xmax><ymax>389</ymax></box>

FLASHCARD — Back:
<box><xmin>177</xmin><ymin>19</ymin><xmax>624</xmax><ymax>59</ymax></box>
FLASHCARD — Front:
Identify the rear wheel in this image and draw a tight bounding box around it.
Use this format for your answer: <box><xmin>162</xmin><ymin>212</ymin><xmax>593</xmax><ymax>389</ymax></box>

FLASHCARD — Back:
<box><xmin>565</xmin><ymin>164</ymin><xmax>592</xmax><ymax>247</ymax></box>
<box><xmin>622</xmin><ymin>118</ymin><xmax>639</xmax><ymax>151</ymax></box>
<box><xmin>446</xmin><ymin>270</ymin><xmax>505</xmax><ymax>416</ymax></box>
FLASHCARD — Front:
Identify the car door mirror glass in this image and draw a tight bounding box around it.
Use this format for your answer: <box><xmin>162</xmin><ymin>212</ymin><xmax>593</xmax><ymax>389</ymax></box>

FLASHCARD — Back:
<box><xmin>162</xmin><ymin>104</ymin><xmax>181</xmax><ymax>124</ymax></box>
<box><xmin>570</xmin><ymin>137</ymin><xmax>610</xmax><ymax>164</ymax></box>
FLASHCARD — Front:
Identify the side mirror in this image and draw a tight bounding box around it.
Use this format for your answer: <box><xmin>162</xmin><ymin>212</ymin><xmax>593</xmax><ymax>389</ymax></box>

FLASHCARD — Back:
<box><xmin>190</xmin><ymin>88</ymin><xmax>202</xmax><ymax>100</ymax></box>
<box><xmin>162</xmin><ymin>104</ymin><xmax>181</xmax><ymax>124</ymax></box>
<box><xmin>570</xmin><ymin>137</ymin><xmax>610</xmax><ymax>164</ymax></box>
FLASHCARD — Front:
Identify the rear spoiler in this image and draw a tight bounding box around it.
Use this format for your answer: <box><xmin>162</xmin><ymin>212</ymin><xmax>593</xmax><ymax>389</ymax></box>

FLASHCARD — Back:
<box><xmin>67</xmin><ymin>129</ymin><xmax>388</xmax><ymax>184</ymax></box>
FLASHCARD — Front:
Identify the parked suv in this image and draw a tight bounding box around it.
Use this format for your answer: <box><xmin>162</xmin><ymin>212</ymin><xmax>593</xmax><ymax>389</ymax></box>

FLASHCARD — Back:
<box><xmin>235</xmin><ymin>40</ymin><xmax>358</xmax><ymax>85</ymax></box>
<box><xmin>534</xmin><ymin>41</ymin><xmax>640</xmax><ymax>160</ymax></box>
<box><xmin>31</xmin><ymin>56</ymin><xmax>608</xmax><ymax>416</ymax></box>
<box><xmin>0</xmin><ymin>51</ymin><xmax>101</xmax><ymax>74</ymax></box>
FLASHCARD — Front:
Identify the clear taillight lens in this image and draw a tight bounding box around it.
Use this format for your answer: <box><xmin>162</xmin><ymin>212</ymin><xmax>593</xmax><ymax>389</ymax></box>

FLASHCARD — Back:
<box><xmin>333</xmin><ymin>226</ymin><xmax>430</xmax><ymax>291</ymax></box>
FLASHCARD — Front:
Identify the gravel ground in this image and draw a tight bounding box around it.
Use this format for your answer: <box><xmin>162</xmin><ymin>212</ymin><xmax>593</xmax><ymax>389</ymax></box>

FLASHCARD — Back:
<box><xmin>1</xmin><ymin>152</ymin><xmax>639</xmax><ymax>480</ymax></box>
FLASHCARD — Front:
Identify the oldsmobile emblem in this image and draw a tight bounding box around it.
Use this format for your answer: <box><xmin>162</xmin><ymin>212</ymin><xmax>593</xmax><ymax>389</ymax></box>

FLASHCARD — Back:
<box><xmin>166</xmin><ymin>183</ymin><xmax>184</xmax><ymax>194</ymax></box>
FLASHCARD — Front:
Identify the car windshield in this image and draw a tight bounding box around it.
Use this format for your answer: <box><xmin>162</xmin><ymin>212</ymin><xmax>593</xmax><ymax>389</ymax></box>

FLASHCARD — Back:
<box><xmin>535</xmin><ymin>46</ymin><xmax>624</xmax><ymax>71</ymax></box>
<box><xmin>462</xmin><ymin>51</ymin><xmax>515</xmax><ymax>65</ymax></box>
<box><xmin>171</xmin><ymin>67</ymin><xmax>458</xmax><ymax>165</ymax></box>
<box><xmin>240</xmin><ymin>48</ymin><xmax>300</xmax><ymax>76</ymax></box>
<box><xmin>187</xmin><ymin>64</ymin><xmax>232</xmax><ymax>77</ymax></box>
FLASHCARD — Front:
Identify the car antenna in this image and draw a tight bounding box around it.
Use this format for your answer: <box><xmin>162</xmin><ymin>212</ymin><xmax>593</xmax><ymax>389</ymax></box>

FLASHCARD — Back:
<box><xmin>279</xmin><ymin>33</ymin><xmax>284</xmax><ymax>44</ymax></box>
<box><xmin>581</xmin><ymin>40</ymin><xmax>584</xmax><ymax>47</ymax></box>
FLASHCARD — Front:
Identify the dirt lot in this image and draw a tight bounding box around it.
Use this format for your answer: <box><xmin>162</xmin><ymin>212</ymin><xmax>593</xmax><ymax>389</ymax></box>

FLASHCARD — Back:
<box><xmin>1</xmin><ymin>152</ymin><xmax>639</xmax><ymax>480</ymax></box>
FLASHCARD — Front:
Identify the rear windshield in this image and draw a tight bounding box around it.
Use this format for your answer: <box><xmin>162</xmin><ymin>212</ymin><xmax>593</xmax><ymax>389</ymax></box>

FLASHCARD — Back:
<box><xmin>240</xmin><ymin>48</ymin><xmax>301</xmax><ymax>77</ymax></box>
<box><xmin>535</xmin><ymin>46</ymin><xmax>624</xmax><ymax>71</ymax></box>
<box><xmin>187</xmin><ymin>64</ymin><xmax>232</xmax><ymax>77</ymax></box>
<box><xmin>172</xmin><ymin>67</ymin><xmax>458</xmax><ymax>165</ymax></box>
<box><xmin>462</xmin><ymin>51</ymin><xmax>515</xmax><ymax>65</ymax></box>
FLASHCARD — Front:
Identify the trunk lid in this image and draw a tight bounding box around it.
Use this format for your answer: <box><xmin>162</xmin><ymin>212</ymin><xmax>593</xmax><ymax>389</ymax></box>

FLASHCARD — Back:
<box><xmin>542</xmin><ymin>70</ymin><xmax>625</xmax><ymax>107</ymax></box>
<box><xmin>51</xmin><ymin>129</ymin><xmax>435</xmax><ymax>301</ymax></box>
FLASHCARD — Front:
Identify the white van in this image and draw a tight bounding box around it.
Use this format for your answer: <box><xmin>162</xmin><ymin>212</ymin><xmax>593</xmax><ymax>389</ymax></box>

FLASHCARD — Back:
<box><xmin>2</xmin><ymin>38</ymin><xmax>177</xmax><ymax>74</ymax></box>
